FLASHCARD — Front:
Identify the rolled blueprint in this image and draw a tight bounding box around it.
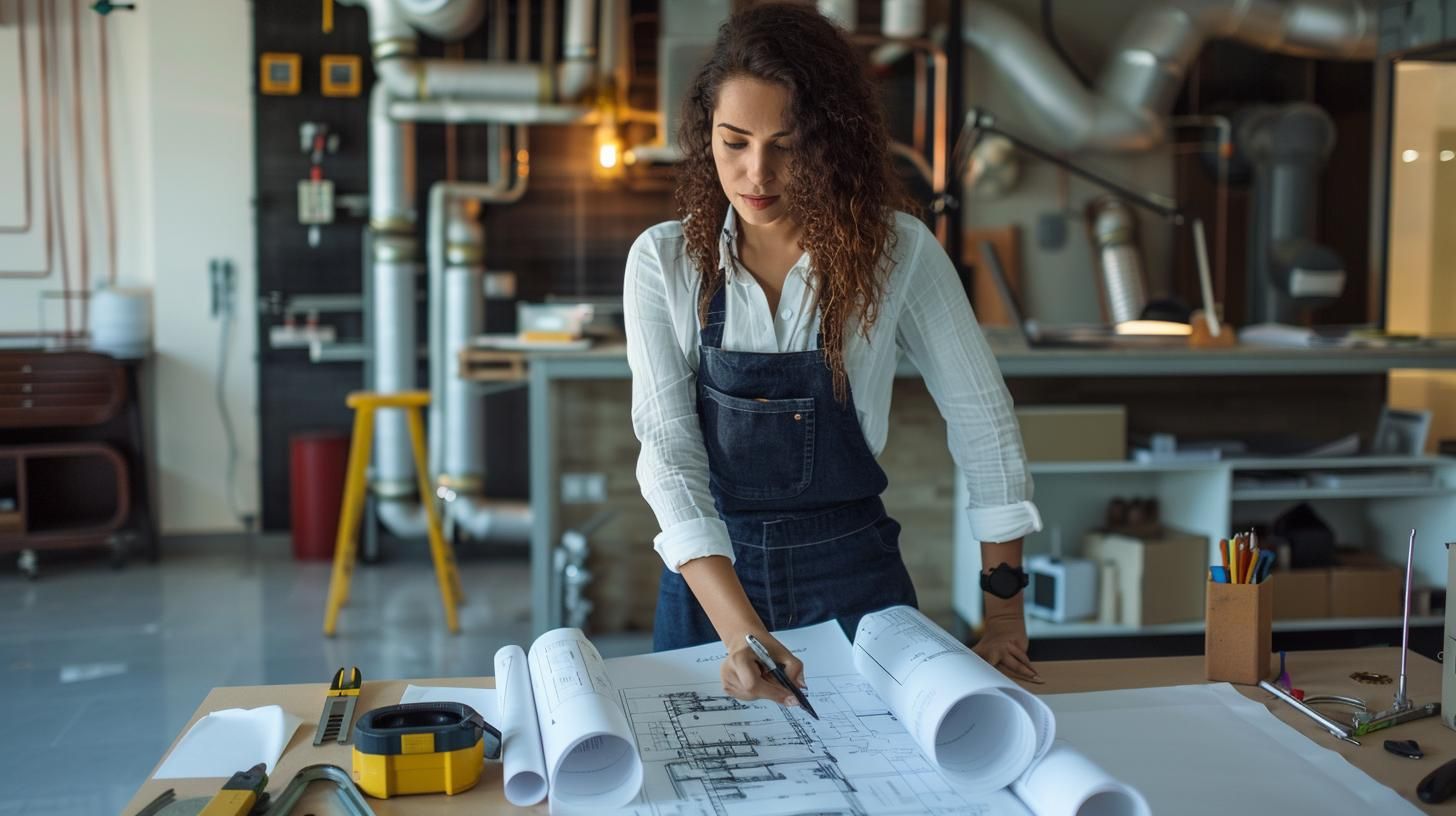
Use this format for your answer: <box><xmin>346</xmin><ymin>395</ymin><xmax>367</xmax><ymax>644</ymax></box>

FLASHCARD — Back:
<box><xmin>853</xmin><ymin>606</ymin><xmax>1055</xmax><ymax>794</ymax></box>
<box><xmin>1013</xmin><ymin>741</ymin><xmax>1151</xmax><ymax>816</ymax></box>
<box><xmin>494</xmin><ymin>644</ymin><xmax>548</xmax><ymax>806</ymax></box>
<box><xmin>528</xmin><ymin>628</ymin><xmax>643</xmax><ymax>811</ymax></box>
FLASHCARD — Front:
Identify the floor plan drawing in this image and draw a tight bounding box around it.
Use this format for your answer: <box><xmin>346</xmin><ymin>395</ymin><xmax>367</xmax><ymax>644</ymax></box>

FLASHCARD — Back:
<box><xmin>619</xmin><ymin>674</ymin><xmax>1009</xmax><ymax>816</ymax></box>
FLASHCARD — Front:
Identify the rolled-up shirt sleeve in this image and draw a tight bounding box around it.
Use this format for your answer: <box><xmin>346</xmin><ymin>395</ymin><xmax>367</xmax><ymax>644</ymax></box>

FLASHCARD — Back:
<box><xmin>623</xmin><ymin>229</ymin><xmax>734</xmax><ymax>571</ymax></box>
<box><xmin>895</xmin><ymin>222</ymin><xmax>1043</xmax><ymax>543</ymax></box>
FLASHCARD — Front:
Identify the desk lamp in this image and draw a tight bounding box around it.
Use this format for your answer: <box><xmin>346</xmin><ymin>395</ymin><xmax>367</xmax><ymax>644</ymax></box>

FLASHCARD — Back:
<box><xmin>952</xmin><ymin>108</ymin><xmax>1221</xmax><ymax>339</ymax></box>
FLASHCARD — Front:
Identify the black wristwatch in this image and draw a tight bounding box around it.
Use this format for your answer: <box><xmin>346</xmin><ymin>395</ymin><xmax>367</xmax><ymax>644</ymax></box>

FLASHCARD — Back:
<box><xmin>980</xmin><ymin>562</ymin><xmax>1029</xmax><ymax>600</ymax></box>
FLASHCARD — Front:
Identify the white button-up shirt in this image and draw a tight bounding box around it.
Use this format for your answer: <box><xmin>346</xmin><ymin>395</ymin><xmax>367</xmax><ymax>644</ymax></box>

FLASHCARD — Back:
<box><xmin>624</xmin><ymin>209</ymin><xmax>1042</xmax><ymax>572</ymax></box>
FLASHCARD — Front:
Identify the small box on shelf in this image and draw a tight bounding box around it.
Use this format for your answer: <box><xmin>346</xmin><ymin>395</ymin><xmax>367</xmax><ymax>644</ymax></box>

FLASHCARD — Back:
<box><xmin>1271</xmin><ymin>569</ymin><xmax>1330</xmax><ymax>620</ymax></box>
<box><xmin>1015</xmin><ymin>405</ymin><xmax>1126</xmax><ymax>462</ymax></box>
<box><xmin>1085</xmin><ymin>527</ymin><xmax>1208</xmax><ymax>626</ymax></box>
<box><xmin>1329</xmin><ymin>549</ymin><xmax>1404</xmax><ymax>618</ymax></box>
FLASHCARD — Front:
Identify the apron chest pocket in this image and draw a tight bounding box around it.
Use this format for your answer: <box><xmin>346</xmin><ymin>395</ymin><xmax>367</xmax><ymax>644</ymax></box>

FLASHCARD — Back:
<box><xmin>700</xmin><ymin>385</ymin><xmax>815</xmax><ymax>501</ymax></box>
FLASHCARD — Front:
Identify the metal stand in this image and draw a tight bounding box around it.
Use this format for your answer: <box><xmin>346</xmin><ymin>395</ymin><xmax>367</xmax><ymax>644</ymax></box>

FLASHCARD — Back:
<box><xmin>1351</xmin><ymin>529</ymin><xmax>1441</xmax><ymax>736</ymax></box>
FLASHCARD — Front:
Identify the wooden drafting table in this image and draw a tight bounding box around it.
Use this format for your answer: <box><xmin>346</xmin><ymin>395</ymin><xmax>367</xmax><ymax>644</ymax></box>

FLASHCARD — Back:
<box><xmin>124</xmin><ymin>646</ymin><xmax>1450</xmax><ymax>814</ymax></box>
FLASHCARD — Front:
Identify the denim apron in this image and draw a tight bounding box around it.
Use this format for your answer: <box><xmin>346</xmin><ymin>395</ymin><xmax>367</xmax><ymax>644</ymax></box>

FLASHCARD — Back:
<box><xmin>652</xmin><ymin>283</ymin><xmax>918</xmax><ymax>651</ymax></box>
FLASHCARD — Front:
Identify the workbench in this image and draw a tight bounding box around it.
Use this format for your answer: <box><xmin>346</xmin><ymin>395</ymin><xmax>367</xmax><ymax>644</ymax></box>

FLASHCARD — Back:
<box><xmin>510</xmin><ymin>339</ymin><xmax>1456</xmax><ymax>635</ymax></box>
<box><xmin>124</xmin><ymin>647</ymin><xmax>1452</xmax><ymax>814</ymax></box>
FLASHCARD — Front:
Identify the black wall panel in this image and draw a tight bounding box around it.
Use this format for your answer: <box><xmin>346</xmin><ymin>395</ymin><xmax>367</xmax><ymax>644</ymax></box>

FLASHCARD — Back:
<box><xmin>252</xmin><ymin>1</ymin><xmax>674</xmax><ymax>530</ymax></box>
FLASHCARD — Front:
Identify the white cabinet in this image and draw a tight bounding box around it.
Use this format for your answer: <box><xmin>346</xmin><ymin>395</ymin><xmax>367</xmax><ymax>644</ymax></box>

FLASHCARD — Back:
<box><xmin>952</xmin><ymin>455</ymin><xmax>1456</xmax><ymax>637</ymax></box>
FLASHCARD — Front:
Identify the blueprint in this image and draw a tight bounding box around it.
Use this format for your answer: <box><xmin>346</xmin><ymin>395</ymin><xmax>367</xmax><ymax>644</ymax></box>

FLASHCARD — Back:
<box><xmin>605</xmin><ymin>621</ymin><xmax>1033</xmax><ymax>816</ymax></box>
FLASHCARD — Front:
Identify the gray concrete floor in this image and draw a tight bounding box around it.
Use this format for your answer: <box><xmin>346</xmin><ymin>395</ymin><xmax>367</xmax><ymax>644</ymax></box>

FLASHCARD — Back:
<box><xmin>0</xmin><ymin>537</ymin><xmax>651</xmax><ymax>815</ymax></box>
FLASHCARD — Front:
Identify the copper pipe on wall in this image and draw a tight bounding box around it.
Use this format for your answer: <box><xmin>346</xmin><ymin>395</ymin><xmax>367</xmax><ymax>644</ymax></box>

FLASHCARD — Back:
<box><xmin>0</xmin><ymin>0</ymin><xmax>35</xmax><ymax>234</ymax></box>
<box><xmin>96</xmin><ymin>3</ymin><xmax>117</xmax><ymax>285</ymax></box>
<box><xmin>1</xmin><ymin>0</ymin><xmax>54</xmax><ymax>278</ymax></box>
<box><xmin>69</xmin><ymin>0</ymin><xmax>90</xmax><ymax>330</ymax></box>
<box><xmin>44</xmin><ymin>0</ymin><xmax>73</xmax><ymax>336</ymax></box>
<box><xmin>851</xmin><ymin>34</ymin><xmax>947</xmax><ymax>241</ymax></box>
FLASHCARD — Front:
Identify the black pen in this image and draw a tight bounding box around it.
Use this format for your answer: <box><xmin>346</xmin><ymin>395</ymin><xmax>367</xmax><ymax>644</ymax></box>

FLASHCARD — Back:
<box><xmin>745</xmin><ymin>634</ymin><xmax>818</xmax><ymax>720</ymax></box>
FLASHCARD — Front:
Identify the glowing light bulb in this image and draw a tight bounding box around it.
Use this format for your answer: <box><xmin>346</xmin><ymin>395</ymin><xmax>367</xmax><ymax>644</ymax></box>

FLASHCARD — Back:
<box><xmin>1402</xmin><ymin>149</ymin><xmax>1419</xmax><ymax>163</ymax></box>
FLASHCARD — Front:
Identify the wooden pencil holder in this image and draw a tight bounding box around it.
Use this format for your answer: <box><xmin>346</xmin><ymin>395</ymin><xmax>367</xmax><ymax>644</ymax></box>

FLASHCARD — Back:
<box><xmin>1204</xmin><ymin>576</ymin><xmax>1274</xmax><ymax>685</ymax></box>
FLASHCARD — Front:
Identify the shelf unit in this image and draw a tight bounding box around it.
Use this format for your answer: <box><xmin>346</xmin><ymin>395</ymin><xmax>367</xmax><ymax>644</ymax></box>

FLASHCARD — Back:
<box><xmin>953</xmin><ymin>454</ymin><xmax>1456</xmax><ymax>638</ymax></box>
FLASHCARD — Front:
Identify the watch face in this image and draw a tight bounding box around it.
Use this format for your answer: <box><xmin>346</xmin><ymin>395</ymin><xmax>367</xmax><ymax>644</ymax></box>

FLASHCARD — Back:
<box><xmin>989</xmin><ymin>570</ymin><xmax>1018</xmax><ymax>598</ymax></box>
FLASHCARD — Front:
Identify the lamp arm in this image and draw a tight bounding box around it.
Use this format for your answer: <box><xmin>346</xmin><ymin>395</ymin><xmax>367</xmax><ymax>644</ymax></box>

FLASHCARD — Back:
<box><xmin>960</xmin><ymin>108</ymin><xmax>1184</xmax><ymax>225</ymax></box>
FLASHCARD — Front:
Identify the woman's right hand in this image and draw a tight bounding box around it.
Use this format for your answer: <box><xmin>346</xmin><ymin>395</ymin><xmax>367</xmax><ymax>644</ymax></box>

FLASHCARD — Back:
<box><xmin>720</xmin><ymin>630</ymin><xmax>806</xmax><ymax>706</ymax></box>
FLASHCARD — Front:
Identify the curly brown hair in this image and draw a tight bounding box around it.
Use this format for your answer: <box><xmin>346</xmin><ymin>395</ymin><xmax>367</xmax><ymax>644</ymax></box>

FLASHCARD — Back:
<box><xmin>675</xmin><ymin>2</ymin><xmax>910</xmax><ymax>400</ymax></box>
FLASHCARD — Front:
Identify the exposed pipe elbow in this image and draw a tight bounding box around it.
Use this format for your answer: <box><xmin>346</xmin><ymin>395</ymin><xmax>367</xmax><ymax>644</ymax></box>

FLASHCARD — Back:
<box><xmin>1180</xmin><ymin>0</ymin><xmax>1377</xmax><ymax>59</ymax></box>
<box><xmin>377</xmin><ymin>497</ymin><xmax>432</xmax><ymax>539</ymax></box>
<box><xmin>961</xmin><ymin>2</ymin><xmax>1155</xmax><ymax>153</ymax></box>
<box><xmin>556</xmin><ymin>60</ymin><xmax>597</xmax><ymax>102</ymax></box>
<box><xmin>448</xmin><ymin>497</ymin><xmax>532</xmax><ymax>545</ymax></box>
<box><xmin>963</xmin><ymin>0</ymin><xmax>1378</xmax><ymax>153</ymax></box>
<box><xmin>375</xmin><ymin>56</ymin><xmax>423</xmax><ymax>99</ymax></box>
<box><xmin>395</xmin><ymin>0</ymin><xmax>487</xmax><ymax>41</ymax></box>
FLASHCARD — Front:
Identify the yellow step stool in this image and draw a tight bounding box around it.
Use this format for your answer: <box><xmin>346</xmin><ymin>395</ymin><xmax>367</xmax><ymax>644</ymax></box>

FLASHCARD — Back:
<box><xmin>324</xmin><ymin>390</ymin><xmax>463</xmax><ymax>636</ymax></box>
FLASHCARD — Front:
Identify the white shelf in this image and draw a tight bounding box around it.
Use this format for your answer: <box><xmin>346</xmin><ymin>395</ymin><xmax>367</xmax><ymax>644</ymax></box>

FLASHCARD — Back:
<box><xmin>1029</xmin><ymin>460</ymin><xmax>1224</xmax><ymax>475</ymax></box>
<box><xmin>1028</xmin><ymin>455</ymin><xmax>1453</xmax><ymax>476</ymax></box>
<box><xmin>1231</xmin><ymin>486</ymin><xmax>1454</xmax><ymax>502</ymax></box>
<box><xmin>1027</xmin><ymin>615</ymin><xmax>1443</xmax><ymax>639</ymax></box>
<box><xmin>1229</xmin><ymin>455</ymin><xmax>1451</xmax><ymax>471</ymax></box>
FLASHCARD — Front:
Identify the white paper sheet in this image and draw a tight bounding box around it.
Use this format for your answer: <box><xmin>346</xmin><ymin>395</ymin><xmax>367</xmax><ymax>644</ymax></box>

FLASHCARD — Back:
<box><xmin>495</xmin><ymin>644</ymin><xmax>550</xmax><ymax>806</ymax></box>
<box><xmin>1044</xmin><ymin>683</ymin><xmax>1420</xmax><ymax>815</ymax></box>
<box><xmin>529</xmin><ymin>627</ymin><xmax>643</xmax><ymax>811</ymax></box>
<box><xmin>852</xmin><ymin>606</ymin><xmax>1053</xmax><ymax>794</ymax></box>
<box><xmin>601</xmin><ymin>618</ymin><xmax>858</xmax><ymax>690</ymax></box>
<box><xmin>399</xmin><ymin>684</ymin><xmax>498</xmax><ymax>722</ymax></box>
<box><xmin>154</xmin><ymin>705</ymin><xmax>303</xmax><ymax>779</ymax></box>
<box><xmin>1013</xmin><ymin>742</ymin><xmax>1149</xmax><ymax>816</ymax></box>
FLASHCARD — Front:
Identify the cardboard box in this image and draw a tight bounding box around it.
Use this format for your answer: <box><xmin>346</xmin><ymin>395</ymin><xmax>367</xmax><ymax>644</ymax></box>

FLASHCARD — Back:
<box><xmin>1271</xmin><ymin>569</ymin><xmax>1330</xmax><ymax>620</ymax></box>
<box><xmin>1206</xmin><ymin>577</ymin><xmax>1274</xmax><ymax>685</ymax></box>
<box><xmin>1329</xmin><ymin>565</ymin><xmax>1404</xmax><ymax>618</ymax></box>
<box><xmin>1085</xmin><ymin>528</ymin><xmax>1208</xmax><ymax>626</ymax></box>
<box><xmin>1015</xmin><ymin>405</ymin><xmax>1126</xmax><ymax>462</ymax></box>
<box><xmin>0</xmin><ymin>511</ymin><xmax>20</xmax><ymax>535</ymax></box>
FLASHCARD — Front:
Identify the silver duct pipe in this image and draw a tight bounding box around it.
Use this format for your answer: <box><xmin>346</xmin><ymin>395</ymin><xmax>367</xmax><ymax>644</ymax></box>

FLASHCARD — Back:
<box><xmin>360</xmin><ymin>0</ymin><xmax>599</xmax><ymax>103</ymax></box>
<box><xmin>367</xmin><ymin>71</ymin><xmax>422</xmax><ymax>520</ymax></box>
<box><xmin>1087</xmin><ymin>196</ymin><xmax>1149</xmax><ymax>324</ymax></box>
<box><xmin>371</xmin><ymin>251</ymin><xmax>420</xmax><ymax>500</ymax></box>
<box><xmin>451</xmin><ymin>497</ymin><xmax>533</xmax><ymax>544</ymax></box>
<box><xmin>426</xmin><ymin>176</ymin><xmax>528</xmax><ymax>481</ymax></box>
<box><xmin>390</xmin><ymin>99</ymin><xmax>593</xmax><ymax>124</ymax></box>
<box><xmin>395</xmin><ymin>0</ymin><xmax>488</xmax><ymax>41</ymax></box>
<box><xmin>962</xmin><ymin>0</ymin><xmax>1378</xmax><ymax>153</ymax></box>
<box><xmin>441</xmin><ymin>214</ymin><xmax>487</xmax><ymax>487</ymax></box>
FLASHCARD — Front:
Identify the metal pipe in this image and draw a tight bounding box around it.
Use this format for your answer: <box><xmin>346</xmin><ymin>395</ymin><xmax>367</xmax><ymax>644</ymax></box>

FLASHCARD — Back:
<box><xmin>390</xmin><ymin>99</ymin><xmax>593</xmax><ymax>124</ymax></box>
<box><xmin>962</xmin><ymin>0</ymin><xmax>1378</xmax><ymax>153</ymax></box>
<box><xmin>450</xmin><ymin>497</ymin><xmax>532</xmax><ymax>544</ymax></box>
<box><xmin>351</xmin><ymin>0</ymin><xmax>598</xmax><ymax>103</ymax></box>
<box><xmin>882</xmin><ymin>0</ymin><xmax>925</xmax><ymax>38</ymax></box>
<box><xmin>394</xmin><ymin>0</ymin><xmax>487</xmax><ymax>41</ymax></box>
<box><xmin>1398</xmin><ymin>528</ymin><xmax>1416</xmax><ymax>709</ymax></box>
<box><xmin>426</xmin><ymin>173</ymin><xmax>528</xmax><ymax>481</ymax></box>
<box><xmin>817</xmin><ymin>0</ymin><xmax>856</xmax><ymax>30</ymax></box>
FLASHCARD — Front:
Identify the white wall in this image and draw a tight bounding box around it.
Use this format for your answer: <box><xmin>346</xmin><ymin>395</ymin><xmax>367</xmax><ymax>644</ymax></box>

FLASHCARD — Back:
<box><xmin>0</xmin><ymin>0</ymin><xmax>258</xmax><ymax>532</ymax></box>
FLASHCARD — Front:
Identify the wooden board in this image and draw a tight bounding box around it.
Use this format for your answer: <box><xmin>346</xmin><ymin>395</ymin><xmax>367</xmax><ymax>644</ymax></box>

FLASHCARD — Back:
<box><xmin>963</xmin><ymin>225</ymin><xmax>1022</xmax><ymax>327</ymax></box>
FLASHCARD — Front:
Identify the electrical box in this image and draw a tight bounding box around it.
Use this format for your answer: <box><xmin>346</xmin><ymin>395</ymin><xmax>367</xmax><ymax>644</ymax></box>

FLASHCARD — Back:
<box><xmin>259</xmin><ymin>52</ymin><xmax>301</xmax><ymax>96</ymax></box>
<box><xmin>321</xmin><ymin>55</ymin><xmax>362</xmax><ymax>98</ymax></box>
<box><xmin>298</xmin><ymin>180</ymin><xmax>335</xmax><ymax>225</ymax></box>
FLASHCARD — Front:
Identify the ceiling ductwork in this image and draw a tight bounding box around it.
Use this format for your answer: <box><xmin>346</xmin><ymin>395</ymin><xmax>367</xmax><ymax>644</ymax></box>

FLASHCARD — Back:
<box><xmin>962</xmin><ymin>0</ymin><xmax>1379</xmax><ymax>153</ymax></box>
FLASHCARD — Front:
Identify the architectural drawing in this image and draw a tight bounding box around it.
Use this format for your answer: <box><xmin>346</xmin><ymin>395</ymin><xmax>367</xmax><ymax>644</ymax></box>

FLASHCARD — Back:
<box><xmin>619</xmin><ymin>674</ymin><xmax>1004</xmax><ymax>816</ymax></box>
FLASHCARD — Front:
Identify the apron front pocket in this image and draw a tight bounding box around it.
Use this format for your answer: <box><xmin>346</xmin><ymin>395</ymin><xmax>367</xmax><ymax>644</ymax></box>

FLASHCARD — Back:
<box><xmin>700</xmin><ymin>385</ymin><xmax>815</xmax><ymax>501</ymax></box>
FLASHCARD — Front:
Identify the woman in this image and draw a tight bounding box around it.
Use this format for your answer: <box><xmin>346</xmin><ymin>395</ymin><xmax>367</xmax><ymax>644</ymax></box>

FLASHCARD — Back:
<box><xmin>623</xmin><ymin>3</ymin><xmax>1042</xmax><ymax>707</ymax></box>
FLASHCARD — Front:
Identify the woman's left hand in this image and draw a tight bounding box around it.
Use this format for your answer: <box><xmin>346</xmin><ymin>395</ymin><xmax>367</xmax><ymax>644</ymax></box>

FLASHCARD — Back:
<box><xmin>973</xmin><ymin>613</ymin><xmax>1042</xmax><ymax>684</ymax></box>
